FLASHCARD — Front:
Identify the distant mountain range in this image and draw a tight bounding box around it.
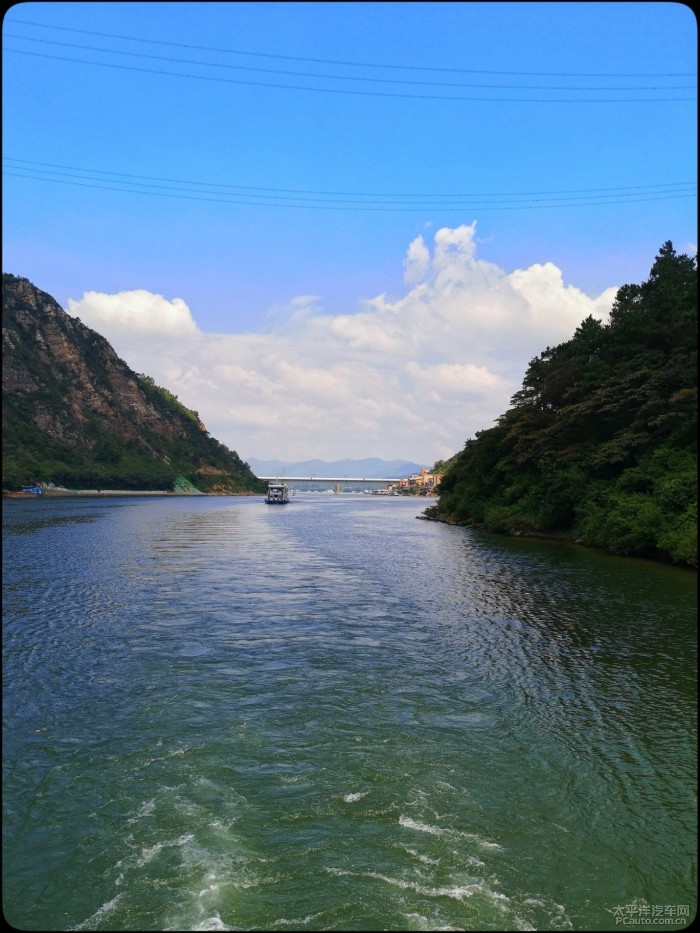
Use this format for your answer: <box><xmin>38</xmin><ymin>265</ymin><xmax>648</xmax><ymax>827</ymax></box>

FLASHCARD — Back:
<box><xmin>246</xmin><ymin>457</ymin><xmax>428</xmax><ymax>478</ymax></box>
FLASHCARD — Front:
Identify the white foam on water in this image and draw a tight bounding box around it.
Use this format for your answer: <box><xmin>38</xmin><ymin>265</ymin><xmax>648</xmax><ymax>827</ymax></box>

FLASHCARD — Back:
<box><xmin>198</xmin><ymin>881</ymin><xmax>220</xmax><ymax>898</ymax></box>
<box><xmin>516</xmin><ymin>898</ymin><xmax>570</xmax><ymax>930</ymax></box>
<box><xmin>435</xmin><ymin>780</ymin><xmax>457</xmax><ymax>791</ymax></box>
<box><xmin>399</xmin><ymin>815</ymin><xmax>503</xmax><ymax>850</ymax></box>
<box><xmin>136</xmin><ymin>832</ymin><xmax>195</xmax><ymax>867</ymax></box>
<box><xmin>465</xmin><ymin>855</ymin><xmax>487</xmax><ymax>868</ymax></box>
<box><xmin>464</xmin><ymin>835</ymin><xmax>502</xmax><ymax>850</ymax></box>
<box><xmin>368</xmin><ymin>871</ymin><xmax>487</xmax><ymax>901</ymax></box>
<box><xmin>417</xmin><ymin>852</ymin><xmax>441</xmax><ymax>867</ymax></box>
<box><xmin>191</xmin><ymin>913</ymin><xmax>232</xmax><ymax>931</ymax></box>
<box><xmin>273</xmin><ymin>911</ymin><xmax>328</xmax><ymax>927</ymax></box>
<box><xmin>127</xmin><ymin>798</ymin><xmax>156</xmax><ymax>824</ymax></box>
<box><xmin>397</xmin><ymin>844</ymin><xmax>441</xmax><ymax>866</ymax></box>
<box><xmin>396</xmin><ymin>836</ymin><xmax>486</xmax><ymax>871</ymax></box>
<box><xmin>342</xmin><ymin>791</ymin><xmax>369</xmax><ymax>802</ymax></box>
<box><xmin>325</xmin><ymin>867</ymin><xmax>502</xmax><ymax>902</ymax></box>
<box><xmin>398</xmin><ymin>816</ymin><xmax>446</xmax><ymax>837</ymax></box>
<box><xmin>72</xmin><ymin>893</ymin><xmax>124</xmax><ymax>930</ymax></box>
<box><xmin>401</xmin><ymin>915</ymin><xmax>461</xmax><ymax>932</ymax></box>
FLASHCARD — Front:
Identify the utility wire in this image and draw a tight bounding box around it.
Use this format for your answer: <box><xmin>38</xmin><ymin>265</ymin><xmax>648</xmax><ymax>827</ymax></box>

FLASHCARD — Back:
<box><xmin>4</xmin><ymin>33</ymin><xmax>695</xmax><ymax>91</ymax></box>
<box><xmin>4</xmin><ymin>169</ymin><xmax>696</xmax><ymax>211</ymax></box>
<box><xmin>7</xmin><ymin>17</ymin><xmax>697</xmax><ymax>78</ymax></box>
<box><xmin>4</xmin><ymin>47</ymin><xmax>695</xmax><ymax>102</ymax></box>
<box><xmin>3</xmin><ymin>158</ymin><xmax>696</xmax><ymax>205</ymax></box>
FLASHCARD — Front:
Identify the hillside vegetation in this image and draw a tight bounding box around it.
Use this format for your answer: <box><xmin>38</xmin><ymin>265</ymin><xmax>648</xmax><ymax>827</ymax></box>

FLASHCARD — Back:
<box><xmin>2</xmin><ymin>273</ymin><xmax>266</xmax><ymax>495</ymax></box>
<box><xmin>430</xmin><ymin>242</ymin><xmax>697</xmax><ymax>568</ymax></box>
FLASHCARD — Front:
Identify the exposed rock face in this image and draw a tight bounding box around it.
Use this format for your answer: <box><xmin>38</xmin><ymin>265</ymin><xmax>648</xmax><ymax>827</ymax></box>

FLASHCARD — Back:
<box><xmin>2</xmin><ymin>273</ymin><xmax>265</xmax><ymax>493</ymax></box>
<box><xmin>4</xmin><ymin>277</ymin><xmax>180</xmax><ymax>447</ymax></box>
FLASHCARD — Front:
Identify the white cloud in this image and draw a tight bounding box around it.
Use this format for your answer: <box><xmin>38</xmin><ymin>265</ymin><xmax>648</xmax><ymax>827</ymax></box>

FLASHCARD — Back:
<box><xmin>67</xmin><ymin>224</ymin><xmax>619</xmax><ymax>464</ymax></box>
<box><xmin>403</xmin><ymin>235</ymin><xmax>431</xmax><ymax>284</ymax></box>
<box><xmin>507</xmin><ymin>263</ymin><xmax>618</xmax><ymax>337</ymax></box>
<box><xmin>406</xmin><ymin>361</ymin><xmax>508</xmax><ymax>398</ymax></box>
<box><xmin>67</xmin><ymin>289</ymin><xmax>199</xmax><ymax>336</ymax></box>
<box><xmin>263</xmin><ymin>294</ymin><xmax>321</xmax><ymax>331</ymax></box>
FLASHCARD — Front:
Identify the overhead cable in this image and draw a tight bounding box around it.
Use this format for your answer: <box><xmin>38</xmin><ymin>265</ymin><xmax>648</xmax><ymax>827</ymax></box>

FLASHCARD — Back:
<box><xmin>4</xmin><ymin>33</ymin><xmax>696</xmax><ymax>92</ymax></box>
<box><xmin>5</xmin><ymin>46</ymin><xmax>695</xmax><ymax>102</ymax></box>
<box><xmin>3</xmin><ymin>158</ymin><xmax>696</xmax><ymax>203</ymax></box>
<box><xmin>7</xmin><ymin>17</ymin><xmax>697</xmax><ymax>78</ymax></box>
<box><xmin>4</xmin><ymin>168</ymin><xmax>696</xmax><ymax>212</ymax></box>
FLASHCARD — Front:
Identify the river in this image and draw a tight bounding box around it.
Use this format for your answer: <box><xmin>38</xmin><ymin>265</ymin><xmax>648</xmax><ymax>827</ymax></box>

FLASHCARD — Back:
<box><xmin>2</xmin><ymin>494</ymin><xmax>696</xmax><ymax>931</ymax></box>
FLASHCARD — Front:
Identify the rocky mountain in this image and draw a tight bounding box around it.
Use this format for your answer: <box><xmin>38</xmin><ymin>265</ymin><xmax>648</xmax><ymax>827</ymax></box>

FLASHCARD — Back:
<box><xmin>2</xmin><ymin>273</ymin><xmax>266</xmax><ymax>494</ymax></box>
<box><xmin>246</xmin><ymin>457</ymin><xmax>428</xmax><ymax>478</ymax></box>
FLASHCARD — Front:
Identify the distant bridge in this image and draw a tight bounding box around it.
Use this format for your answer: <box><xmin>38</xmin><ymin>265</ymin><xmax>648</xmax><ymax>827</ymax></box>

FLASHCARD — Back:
<box><xmin>257</xmin><ymin>475</ymin><xmax>403</xmax><ymax>485</ymax></box>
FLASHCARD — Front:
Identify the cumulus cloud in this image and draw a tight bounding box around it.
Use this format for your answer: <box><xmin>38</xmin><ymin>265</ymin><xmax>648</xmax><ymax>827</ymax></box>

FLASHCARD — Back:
<box><xmin>67</xmin><ymin>224</ymin><xmax>619</xmax><ymax>464</ymax></box>
<box><xmin>403</xmin><ymin>235</ymin><xmax>431</xmax><ymax>284</ymax></box>
<box><xmin>67</xmin><ymin>289</ymin><xmax>199</xmax><ymax>336</ymax></box>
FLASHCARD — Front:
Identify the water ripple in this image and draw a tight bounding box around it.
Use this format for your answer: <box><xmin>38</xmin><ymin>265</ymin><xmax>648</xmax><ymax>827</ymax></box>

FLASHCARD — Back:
<box><xmin>3</xmin><ymin>496</ymin><xmax>696</xmax><ymax>931</ymax></box>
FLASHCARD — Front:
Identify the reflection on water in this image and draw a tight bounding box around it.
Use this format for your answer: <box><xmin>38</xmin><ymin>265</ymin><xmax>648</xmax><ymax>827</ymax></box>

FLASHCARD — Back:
<box><xmin>2</xmin><ymin>495</ymin><xmax>696</xmax><ymax>931</ymax></box>
<box><xmin>3</xmin><ymin>511</ymin><xmax>97</xmax><ymax>534</ymax></box>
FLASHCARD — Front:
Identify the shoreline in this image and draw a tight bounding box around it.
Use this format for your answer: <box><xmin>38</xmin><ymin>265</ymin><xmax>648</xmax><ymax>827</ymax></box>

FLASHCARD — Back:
<box><xmin>2</xmin><ymin>489</ymin><xmax>262</xmax><ymax>498</ymax></box>
<box><xmin>419</xmin><ymin>510</ymin><xmax>697</xmax><ymax>572</ymax></box>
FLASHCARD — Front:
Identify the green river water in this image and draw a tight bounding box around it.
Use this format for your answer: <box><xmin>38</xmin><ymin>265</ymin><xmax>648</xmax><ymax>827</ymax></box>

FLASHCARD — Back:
<box><xmin>2</xmin><ymin>494</ymin><xmax>696</xmax><ymax>931</ymax></box>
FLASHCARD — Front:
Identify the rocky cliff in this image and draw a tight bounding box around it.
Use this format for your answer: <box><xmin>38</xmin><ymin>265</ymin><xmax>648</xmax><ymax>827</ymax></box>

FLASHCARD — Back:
<box><xmin>2</xmin><ymin>273</ymin><xmax>266</xmax><ymax>494</ymax></box>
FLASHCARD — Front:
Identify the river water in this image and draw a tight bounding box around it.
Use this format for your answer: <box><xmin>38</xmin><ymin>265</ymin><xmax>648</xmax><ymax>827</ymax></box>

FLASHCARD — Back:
<box><xmin>2</xmin><ymin>494</ymin><xmax>696</xmax><ymax>932</ymax></box>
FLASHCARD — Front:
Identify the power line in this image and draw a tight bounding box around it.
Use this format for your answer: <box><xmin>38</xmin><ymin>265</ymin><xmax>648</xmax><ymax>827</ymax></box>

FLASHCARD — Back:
<box><xmin>3</xmin><ymin>158</ymin><xmax>696</xmax><ymax>202</ymax></box>
<box><xmin>4</xmin><ymin>33</ymin><xmax>695</xmax><ymax>91</ymax></box>
<box><xmin>5</xmin><ymin>47</ymin><xmax>695</xmax><ymax>103</ymax></box>
<box><xmin>4</xmin><ymin>168</ymin><xmax>696</xmax><ymax>212</ymax></box>
<box><xmin>7</xmin><ymin>17</ymin><xmax>697</xmax><ymax>78</ymax></box>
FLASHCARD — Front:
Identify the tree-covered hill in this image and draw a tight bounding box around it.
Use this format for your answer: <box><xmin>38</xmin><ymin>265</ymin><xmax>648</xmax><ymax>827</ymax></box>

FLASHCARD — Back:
<box><xmin>2</xmin><ymin>273</ymin><xmax>266</xmax><ymax>495</ymax></box>
<box><xmin>429</xmin><ymin>242</ymin><xmax>697</xmax><ymax>568</ymax></box>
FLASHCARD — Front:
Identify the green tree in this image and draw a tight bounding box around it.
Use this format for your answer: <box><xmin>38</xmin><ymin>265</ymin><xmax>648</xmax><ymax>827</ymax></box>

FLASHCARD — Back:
<box><xmin>431</xmin><ymin>242</ymin><xmax>697</xmax><ymax>567</ymax></box>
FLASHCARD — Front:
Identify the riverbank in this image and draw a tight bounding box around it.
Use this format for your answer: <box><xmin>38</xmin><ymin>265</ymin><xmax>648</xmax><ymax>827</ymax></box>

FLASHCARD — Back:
<box><xmin>419</xmin><ymin>507</ymin><xmax>697</xmax><ymax>571</ymax></box>
<box><xmin>2</xmin><ymin>489</ymin><xmax>261</xmax><ymax>498</ymax></box>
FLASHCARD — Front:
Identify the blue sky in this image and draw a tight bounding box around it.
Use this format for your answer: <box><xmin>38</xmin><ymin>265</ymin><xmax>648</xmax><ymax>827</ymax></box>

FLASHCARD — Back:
<box><xmin>2</xmin><ymin>2</ymin><xmax>697</xmax><ymax>464</ymax></box>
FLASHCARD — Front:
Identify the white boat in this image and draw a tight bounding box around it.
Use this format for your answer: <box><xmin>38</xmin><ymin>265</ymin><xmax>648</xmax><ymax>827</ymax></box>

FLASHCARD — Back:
<box><xmin>265</xmin><ymin>481</ymin><xmax>289</xmax><ymax>504</ymax></box>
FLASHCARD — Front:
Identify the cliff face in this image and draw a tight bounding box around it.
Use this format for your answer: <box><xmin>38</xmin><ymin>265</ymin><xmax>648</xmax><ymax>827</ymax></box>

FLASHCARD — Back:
<box><xmin>2</xmin><ymin>273</ymin><xmax>265</xmax><ymax>493</ymax></box>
